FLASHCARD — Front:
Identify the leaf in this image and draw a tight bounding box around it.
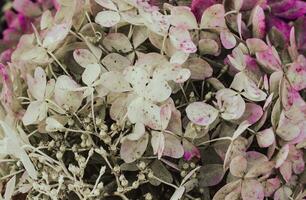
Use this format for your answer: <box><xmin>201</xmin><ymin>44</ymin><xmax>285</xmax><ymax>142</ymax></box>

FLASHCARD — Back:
<box><xmin>169</xmin><ymin>26</ymin><xmax>197</xmax><ymax>53</ymax></box>
<box><xmin>169</xmin><ymin>7</ymin><xmax>198</xmax><ymax>29</ymax></box>
<box><xmin>151</xmin><ymin>131</ymin><xmax>165</xmax><ymax>159</ymax></box>
<box><xmin>198</xmin><ymin>164</ymin><xmax>225</xmax><ymax>187</ymax></box>
<box><xmin>73</xmin><ymin>49</ymin><xmax>97</xmax><ymax>68</ymax></box>
<box><xmin>220</xmin><ymin>31</ymin><xmax>236</xmax><ymax>49</ymax></box>
<box><xmin>241</xmin><ymin>179</ymin><xmax>264</xmax><ymax>200</ymax></box>
<box><xmin>216</xmin><ymin>88</ymin><xmax>245</xmax><ymax>120</ymax></box>
<box><xmin>163</xmin><ymin>133</ymin><xmax>184</xmax><ymax>159</ymax></box>
<box><xmin>182</xmin><ymin>57</ymin><xmax>213</xmax><ymax>80</ymax></box>
<box><xmin>256</xmin><ymin>128</ymin><xmax>275</xmax><ymax>148</ymax></box>
<box><xmin>251</xmin><ymin>6</ymin><xmax>266</xmax><ymax>39</ymax></box>
<box><xmin>27</xmin><ymin>67</ymin><xmax>46</xmax><ymax>101</ymax></box>
<box><xmin>200</xmin><ymin>4</ymin><xmax>227</xmax><ymax>30</ymax></box>
<box><xmin>98</xmin><ymin>71</ymin><xmax>132</xmax><ymax>93</ymax></box>
<box><xmin>170</xmin><ymin>186</ymin><xmax>185</xmax><ymax>200</ymax></box>
<box><xmin>229</xmin><ymin>155</ymin><xmax>247</xmax><ymax>177</ymax></box>
<box><xmin>4</xmin><ymin>175</ymin><xmax>16</xmax><ymax>200</ymax></box>
<box><xmin>149</xmin><ymin>160</ymin><xmax>173</xmax><ymax>186</ymax></box>
<box><xmin>95</xmin><ymin>0</ymin><xmax>118</xmax><ymax>11</ymax></box>
<box><xmin>82</xmin><ymin>64</ymin><xmax>101</xmax><ymax>86</ymax></box>
<box><xmin>275</xmin><ymin>144</ymin><xmax>289</xmax><ymax>168</ymax></box>
<box><xmin>120</xmin><ymin>134</ymin><xmax>149</xmax><ymax>163</ymax></box>
<box><xmin>22</xmin><ymin>101</ymin><xmax>48</xmax><ymax>126</ymax></box>
<box><xmin>95</xmin><ymin>10</ymin><xmax>121</xmax><ymax>28</ymax></box>
<box><xmin>186</xmin><ymin>102</ymin><xmax>219</xmax><ymax>126</ymax></box>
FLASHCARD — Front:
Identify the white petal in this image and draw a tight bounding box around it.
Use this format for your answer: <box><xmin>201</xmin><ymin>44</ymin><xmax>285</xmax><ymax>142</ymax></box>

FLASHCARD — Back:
<box><xmin>216</xmin><ymin>88</ymin><xmax>246</xmax><ymax>120</ymax></box>
<box><xmin>22</xmin><ymin>101</ymin><xmax>47</xmax><ymax>126</ymax></box>
<box><xmin>126</xmin><ymin>122</ymin><xmax>146</xmax><ymax>141</ymax></box>
<box><xmin>73</xmin><ymin>49</ymin><xmax>97</xmax><ymax>68</ymax></box>
<box><xmin>54</xmin><ymin>76</ymin><xmax>83</xmax><ymax>112</ymax></box>
<box><xmin>95</xmin><ymin>0</ymin><xmax>118</xmax><ymax>11</ymax></box>
<box><xmin>82</xmin><ymin>64</ymin><xmax>101</xmax><ymax>86</ymax></box>
<box><xmin>27</xmin><ymin>67</ymin><xmax>46</xmax><ymax>101</ymax></box>
<box><xmin>151</xmin><ymin>130</ymin><xmax>165</xmax><ymax>159</ymax></box>
<box><xmin>95</xmin><ymin>10</ymin><xmax>120</xmax><ymax>28</ymax></box>
<box><xmin>145</xmin><ymin>78</ymin><xmax>172</xmax><ymax>102</ymax></box>
<box><xmin>99</xmin><ymin>71</ymin><xmax>132</xmax><ymax>92</ymax></box>
<box><xmin>45</xmin><ymin>117</ymin><xmax>65</xmax><ymax>132</ymax></box>
<box><xmin>120</xmin><ymin>134</ymin><xmax>149</xmax><ymax>163</ymax></box>
<box><xmin>43</xmin><ymin>22</ymin><xmax>71</xmax><ymax>50</ymax></box>
<box><xmin>127</xmin><ymin>98</ymin><xmax>162</xmax><ymax>130</ymax></box>
<box><xmin>169</xmin><ymin>26</ymin><xmax>197</xmax><ymax>53</ymax></box>
<box><xmin>186</xmin><ymin>102</ymin><xmax>219</xmax><ymax>126</ymax></box>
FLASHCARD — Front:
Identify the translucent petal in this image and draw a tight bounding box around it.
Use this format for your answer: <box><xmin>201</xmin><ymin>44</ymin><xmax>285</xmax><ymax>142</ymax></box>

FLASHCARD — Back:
<box><xmin>27</xmin><ymin>67</ymin><xmax>46</xmax><ymax>101</ymax></box>
<box><xmin>186</xmin><ymin>102</ymin><xmax>219</xmax><ymax>126</ymax></box>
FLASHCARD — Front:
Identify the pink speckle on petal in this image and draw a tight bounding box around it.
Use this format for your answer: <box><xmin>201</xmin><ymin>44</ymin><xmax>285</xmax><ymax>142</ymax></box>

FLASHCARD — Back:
<box><xmin>180</xmin><ymin>40</ymin><xmax>197</xmax><ymax>53</ymax></box>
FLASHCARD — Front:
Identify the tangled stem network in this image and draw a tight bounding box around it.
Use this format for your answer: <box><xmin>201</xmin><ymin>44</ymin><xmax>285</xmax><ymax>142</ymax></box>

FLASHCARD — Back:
<box><xmin>0</xmin><ymin>0</ymin><xmax>305</xmax><ymax>199</ymax></box>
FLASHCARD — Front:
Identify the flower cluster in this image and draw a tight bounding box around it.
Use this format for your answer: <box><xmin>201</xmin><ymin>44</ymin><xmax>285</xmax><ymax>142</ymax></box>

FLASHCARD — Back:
<box><xmin>0</xmin><ymin>0</ymin><xmax>305</xmax><ymax>199</ymax></box>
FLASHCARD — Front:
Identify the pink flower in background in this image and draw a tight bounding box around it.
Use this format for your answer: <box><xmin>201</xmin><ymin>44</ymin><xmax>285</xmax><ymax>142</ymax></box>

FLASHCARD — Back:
<box><xmin>0</xmin><ymin>0</ymin><xmax>58</xmax><ymax>63</ymax></box>
<box><xmin>191</xmin><ymin>0</ymin><xmax>219</xmax><ymax>21</ymax></box>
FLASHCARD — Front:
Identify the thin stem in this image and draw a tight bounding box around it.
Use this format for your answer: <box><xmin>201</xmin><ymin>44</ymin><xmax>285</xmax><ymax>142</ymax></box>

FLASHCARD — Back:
<box><xmin>161</xmin><ymin>34</ymin><xmax>167</xmax><ymax>55</ymax></box>
<box><xmin>198</xmin><ymin>137</ymin><xmax>232</xmax><ymax>146</ymax></box>
<box><xmin>180</xmin><ymin>84</ymin><xmax>189</xmax><ymax>103</ymax></box>
<box><xmin>91</xmin><ymin>90</ymin><xmax>97</xmax><ymax>133</ymax></box>
<box><xmin>0</xmin><ymin>169</ymin><xmax>24</xmax><ymax>181</ymax></box>
<box><xmin>151</xmin><ymin>174</ymin><xmax>178</xmax><ymax>189</ymax></box>
<box><xmin>85</xmin><ymin>12</ymin><xmax>96</xmax><ymax>34</ymax></box>
<box><xmin>48</xmin><ymin>51</ymin><xmax>70</xmax><ymax>76</ymax></box>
